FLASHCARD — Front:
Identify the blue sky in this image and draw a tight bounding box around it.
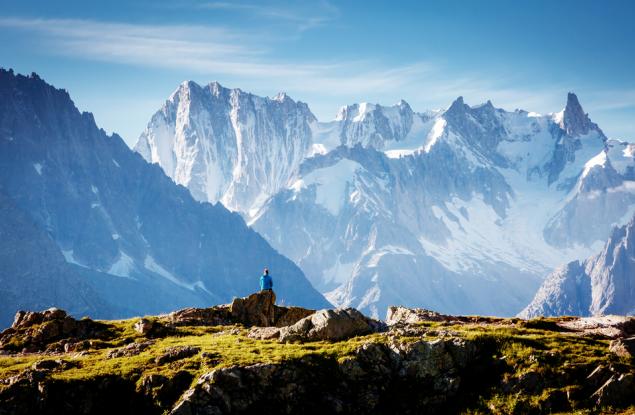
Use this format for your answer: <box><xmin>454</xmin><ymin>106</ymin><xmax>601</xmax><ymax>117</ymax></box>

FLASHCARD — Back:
<box><xmin>1</xmin><ymin>0</ymin><xmax>634</xmax><ymax>146</ymax></box>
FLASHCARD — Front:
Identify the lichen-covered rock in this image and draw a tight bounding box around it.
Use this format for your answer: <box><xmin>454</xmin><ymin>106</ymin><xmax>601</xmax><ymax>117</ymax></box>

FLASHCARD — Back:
<box><xmin>0</xmin><ymin>308</ymin><xmax>111</xmax><ymax>353</ymax></box>
<box><xmin>107</xmin><ymin>341</ymin><xmax>155</xmax><ymax>359</ymax></box>
<box><xmin>278</xmin><ymin>308</ymin><xmax>383</xmax><ymax>343</ymax></box>
<box><xmin>31</xmin><ymin>359</ymin><xmax>76</xmax><ymax>371</ymax></box>
<box><xmin>155</xmin><ymin>346</ymin><xmax>200</xmax><ymax>365</ymax></box>
<box><xmin>11</xmin><ymin>308</ymin><xmax>68</xmax><ymax>329</ymax></box>
<box><xmin>555</xmin><ymin>315</ymin><xmax>635</xmax><ymax>339</ymax></box>
<box><xmin>165</xmin><ymin>306</ymin><xmax>233</xmax><ymax>327</ymax></box>
<box><xmin>170</xmin><ymin>338</ymin><xmax>484</xmax><ymax>415</ymax></box>
<box><xmin>386</xmin><ymin>307</ymin><xmax>456</xmax><ymax>325</ymax></box>
<box><xmin>609</xmin><ymin>336</ymin><xmax>635</xmax><ymax>358</ymax></box>
<box><xmin>230</xmin><ymin>291</ymin><xmax>276</xmax><ymax>327</ymax></box>
<box><xmin>247</xmin><ymin>327</ymin><xmax>281</xmax><ymax>340</ymax></box>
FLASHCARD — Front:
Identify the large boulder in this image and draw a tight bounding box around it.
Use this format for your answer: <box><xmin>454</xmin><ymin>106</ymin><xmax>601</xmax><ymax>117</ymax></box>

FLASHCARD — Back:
<box><xmin>279</xmin><ymin>308</ymin><xmax>383</xmax><ymax>343</ymax></box>
<box><xmin>230</xmin><ymin>291</ymin><xmax>277</xmax><ymax>327</ymax></box>
<box><xmin>273</xmin><ymin>306</ymin><xmax>315</xmax><ymax>327</ymax></box>
<box><xmin>386</xmin><ymin>307</ymin><xmax>456</xmax><ymax>325</ymax></box>
<box><xmin>165</xmin><ymin>306</ymin><xmax>233</xmax><ymax>327</ymax></box>
<box><xmin>555</xmin><ymin>315</ymin><xmax>635</xmax><ymax>339</ymax></box>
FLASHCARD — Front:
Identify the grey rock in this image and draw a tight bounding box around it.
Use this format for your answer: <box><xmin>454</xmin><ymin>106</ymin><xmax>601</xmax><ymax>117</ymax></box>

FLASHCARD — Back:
<box><xmin>247</xmin><ymin>327</ymin><xmax>281</xmax><ymax>340</ymax></box>
<box><xmin>134</xmin><ymin>318</ymin><xmax>154</xmax><ymax>335</ymax></box>
<box><xmin>609</xmin><ymin>336</ymin><xmax>635</xmax><ymax>358</ymax></box>
<box><xmin>278</xmin><ymin>308</ymin><xmax>380</xmax><ymax>343</ymax></box>
<box><xmin>107</xmin><ymin>340</ymin><xmax>154</xmax><ymax>359</ymax></box>
<box><xmin>386</xmin><ymin>306</ymin><xmax>455</xmax><ymax>325</ymax></box>
<box><xmin>155</xmin><ymin>346</ymin><xmax>201</xmax><ymax>365</ymax></box>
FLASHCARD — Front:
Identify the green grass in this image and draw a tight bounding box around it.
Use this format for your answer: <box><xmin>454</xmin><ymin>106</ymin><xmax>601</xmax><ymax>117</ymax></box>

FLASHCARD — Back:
<box><xmin>1</xmin><ymin>315</ymin><xmax>632</xmax><ymax>413</ymax></box>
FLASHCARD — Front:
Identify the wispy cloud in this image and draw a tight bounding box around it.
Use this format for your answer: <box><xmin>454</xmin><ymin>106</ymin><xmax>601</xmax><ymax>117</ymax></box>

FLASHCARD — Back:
<box><xmin>0</xmin><ymin>16</ymin><xmax>434</xmax><ymax>95</ymax></box>
<box><xmin>199</xmin><ymin>0</ymin><xmax>340</xmax><ymax>31</ymax></box>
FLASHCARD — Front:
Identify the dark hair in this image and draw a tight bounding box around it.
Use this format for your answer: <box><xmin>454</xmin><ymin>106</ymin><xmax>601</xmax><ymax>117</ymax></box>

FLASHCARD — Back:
<box><xmin>264</xmin><ymin>268</ymin><xmax>269</xmax><ymax>274</ymax></box>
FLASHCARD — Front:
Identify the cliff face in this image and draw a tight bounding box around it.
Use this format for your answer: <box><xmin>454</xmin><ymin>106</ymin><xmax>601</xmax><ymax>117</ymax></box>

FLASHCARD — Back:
<box><xmin>1</xmin><ymin>297</ymin><xmax>634</xmax><ymax>414</ymax></box>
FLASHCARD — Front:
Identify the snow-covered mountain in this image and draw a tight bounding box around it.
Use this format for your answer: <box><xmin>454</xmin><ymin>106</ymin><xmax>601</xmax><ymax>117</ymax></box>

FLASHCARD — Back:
<box><xmin>520</xmin><ymin>215</ymin><xmax>635</xmax><ymax>318</ymax></box>
<box><xmin>135</xmin><ymin>81</ymin><xmax>315</xmax><ymax>215</ymax></box>
<box><xmin>138</xmin><ymin>82</ymin><xmax>635</xmax><ymax>318</ymax></box>
<box><xmin>0</xmin><ymin>69</ymin><xmax>329</xmax><ymax>327</ymax></box>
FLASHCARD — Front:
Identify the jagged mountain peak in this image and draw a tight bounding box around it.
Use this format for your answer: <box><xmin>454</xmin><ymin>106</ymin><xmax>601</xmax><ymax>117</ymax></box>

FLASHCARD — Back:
<box><xmin>555</xmin><ymin>92</ymin><xmax>604</xmax><ymax>138</ymax></box>
<box><xmin>521</xmin><ymin>215</ymin><xmax>635</xmax><ymax>318</ymax></box>
<box><xmin>273</xmin><ymin>91</ymin><xmax>290</xmax><ymax>102</ymax></box>
<box><xmin>444</xmin><ymin>96</ymin><xmax>470</xmax><ymax>118</ymax></box>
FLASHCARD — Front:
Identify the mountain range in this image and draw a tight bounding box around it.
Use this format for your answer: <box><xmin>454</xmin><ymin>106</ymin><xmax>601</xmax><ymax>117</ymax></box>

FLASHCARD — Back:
<box><xmin>2</xmin><ymin>68</ymin><xmax>633</xmax><ymax>324</ymax></box>
<box><xmin>137</xmin><ymin>81</ymin><xmax>635</xmax><ymax>318</ymax></box>
<box><xmin>0</xmin><ymin>69</ymin><xmax>329</xmax><ymax>327</ymax></box>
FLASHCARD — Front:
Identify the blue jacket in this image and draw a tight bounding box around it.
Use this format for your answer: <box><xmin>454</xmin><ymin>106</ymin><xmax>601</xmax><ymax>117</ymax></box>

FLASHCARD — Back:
<box><xmin>260</xmin><ymin>274</ymin><xmax>273</xmax><ymax>291</ymax></box>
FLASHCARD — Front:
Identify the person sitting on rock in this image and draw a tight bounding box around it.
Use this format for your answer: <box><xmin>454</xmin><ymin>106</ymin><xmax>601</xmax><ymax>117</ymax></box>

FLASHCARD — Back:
<box><xmin>260</xmin><ymin>268</ymin><xmax>273</xmax><ymax>292</ymax></box>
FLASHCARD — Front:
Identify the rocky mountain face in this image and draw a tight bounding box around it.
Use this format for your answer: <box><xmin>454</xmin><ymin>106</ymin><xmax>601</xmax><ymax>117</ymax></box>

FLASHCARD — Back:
<box><xmin>520</xmin><ymin>216</ymin><xmax>635</xmax><ymax>318</ymax></box>
<box><xmin>139</xmin><ymin>81</ymin><xmax>635</xmax><ymax>318</ymax></box>
<box><xmin>0</xmin><ymin>69</ymin><xmax>329</xmax><ymax>327</ymax></box>
<box><xmin>135</xmin><ymin>82</ymin><xmax>316</xmax><ymax>214</ymax></box>
<box><xmin>1</xmin><ymin>300</ymin><xmax>633</xmax><ymax>414</ymax></box>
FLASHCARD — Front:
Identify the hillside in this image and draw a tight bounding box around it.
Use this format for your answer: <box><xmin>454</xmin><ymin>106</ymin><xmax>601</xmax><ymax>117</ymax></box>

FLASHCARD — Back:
<box><xmin>1</xmin><ymin>293</ymin><xmax>633</xmax><ymax>414</ymax></box>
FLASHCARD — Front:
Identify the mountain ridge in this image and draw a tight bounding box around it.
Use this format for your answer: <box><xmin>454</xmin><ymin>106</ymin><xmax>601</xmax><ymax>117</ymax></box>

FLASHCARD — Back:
<box><xmin>138</xmin><ymin>80</ymin><xmax>635</xmax><ymax>318</ymax></box>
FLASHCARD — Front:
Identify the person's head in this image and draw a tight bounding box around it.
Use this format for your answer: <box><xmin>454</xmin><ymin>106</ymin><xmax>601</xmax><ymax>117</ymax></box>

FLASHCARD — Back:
<box><xmin>264</xmin><ymin>268</ymin><xmax>269</xmax><ymax>275</ymax></box>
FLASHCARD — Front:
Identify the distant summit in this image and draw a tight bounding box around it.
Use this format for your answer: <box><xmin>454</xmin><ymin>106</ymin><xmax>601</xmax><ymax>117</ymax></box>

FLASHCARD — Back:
<box><xmin>521</xmin><ymin>215</ymin><xmax>635</xmax><ymax>318</ymax></box>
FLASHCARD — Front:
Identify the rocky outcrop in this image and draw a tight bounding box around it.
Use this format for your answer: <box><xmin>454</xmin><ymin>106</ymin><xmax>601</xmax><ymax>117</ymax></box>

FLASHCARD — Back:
<box><xmin>107</xmin><ymin>341</ymin><xmax>155</xmax><ymax>359</ymax></box>
<box><xmin>1</xmin><ymin>305</ymin><xmax>634</xmax><ymax>414</ymax></box>
<box><xmin>166</xmin><ymin>306</ymin><xmax>233</xmax><ymax>327</ymax></box>
<box><xmin>278</xmin><ymin>308</ymin><xmax>384</xmax><ymax>343</ymax></box>
<box><xmin>386</xmin><ymin>307</ymin><xmax>456</xmax><ymax>325</ymax></box>
<box><xmin>170</xmin><ymin>337</ymin><xmax>483</xmax><ymax>415</ymax></box>
<box><xmin>554</xmin><ymin>315</ymin><xmax>635</xmax><ymax>339</ymax></box>
<box><xmin>273</xmin><ymin>306</ymin><xmax>314</xmax><ymax>328</ymax></box>
<box><xmin>0</xmin><ymin>308</ymin><xmax>111</xmax><ymax>353</ymax></box>
<box><xmin>155</xmin><ymin>346</ymin><xmax>201</xmax><ymax>365</ymax></box>
<box><xmin>165</xmin><ymin>291</ymin><xmax>313</xmax><ymax>330</ymax></box>
<box><xmin>609</xmin><ymin>337</ymin><xmax>635</xmax><ymax>358</ymax></box>
<box><xmin>230</xmin><ymin>291</ymin><xmax>277</xmax><ymax>327</ymax></box>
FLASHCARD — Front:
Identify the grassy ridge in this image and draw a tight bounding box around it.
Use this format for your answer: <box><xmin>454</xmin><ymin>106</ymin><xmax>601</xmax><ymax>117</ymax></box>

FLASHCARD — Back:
<box><xmin>1</xmin><ymin>315</ymin><xmax>633</xmax><ymax>414</ymax></box>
